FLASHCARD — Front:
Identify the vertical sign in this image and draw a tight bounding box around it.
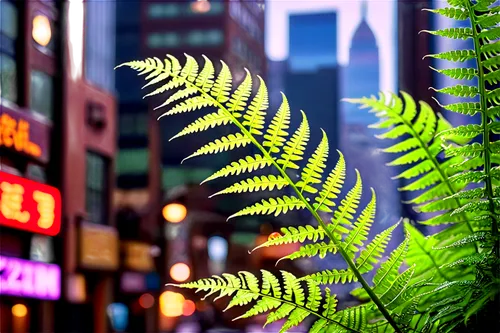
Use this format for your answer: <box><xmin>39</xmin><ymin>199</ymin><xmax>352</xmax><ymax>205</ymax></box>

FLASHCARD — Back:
<box><xmin>70</xmin><ymin>0</ymin><xmax>83</xmax><ymax>69</ymax></box>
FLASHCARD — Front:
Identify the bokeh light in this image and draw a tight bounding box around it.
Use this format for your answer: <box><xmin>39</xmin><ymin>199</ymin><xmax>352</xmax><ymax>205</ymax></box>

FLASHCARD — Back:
<box><xmin>32</xmin><ymin>15</ymin><xmax>52</xmax><ymax>47</ymax></box>
<box><xmin>182</xmin><ymin>300</ymin><xmax>196</xmax><ymax>316</ymax></box>
<box><xmin>12</xmin><ymin>304</ymin><xmax>27</xmax><ymax>318</ymax></box>
<box><xmin>170</xmin><ymin>262</ymin><xmax>190</xmax><ymax>282</ymax></box>
<box><xmin>191</xmin><ymin>0</ymin><xmax>211</xmax><ymax>14</ymax></box>
<box><xmin>162</xmin><ymin>203</ymin><xmax>187</xmax><ymax>223</ymax></box>
<box><xmin>207</xmin><ymin>236</ymin><xmax>228</xmax><ymax>261</ymax></box>
<box><xmin>160</xmin><ymin>291</ymin><xmax>184</xmax><ymax>317</ymax></box>
<box><xmin>138</xmin><ymin>293</ymin><xmax>155</xmax><ymax>309</ymax></box>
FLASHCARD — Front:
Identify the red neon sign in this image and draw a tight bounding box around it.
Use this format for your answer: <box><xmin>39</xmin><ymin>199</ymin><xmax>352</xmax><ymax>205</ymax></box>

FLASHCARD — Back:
<box><xmin>0</xmin><ymin>171</ymin><xmax>61</xmax><ymax>236</ymax></box>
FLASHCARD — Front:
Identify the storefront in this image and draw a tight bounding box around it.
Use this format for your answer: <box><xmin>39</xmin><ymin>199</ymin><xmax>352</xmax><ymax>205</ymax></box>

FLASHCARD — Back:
<box><xmin>63</xmin><ymin>222</ymin><xmax>119</xmax><ymax>333</ymax></box>
<box><xmin>116</xmin><ymin>241</ymin><xmax>160</xmax><ymax>333</ymax></box>
<box><xmin>0</xmin><ymin>98</ymin><xmax>61</xmax><ymax>333</ymax></box>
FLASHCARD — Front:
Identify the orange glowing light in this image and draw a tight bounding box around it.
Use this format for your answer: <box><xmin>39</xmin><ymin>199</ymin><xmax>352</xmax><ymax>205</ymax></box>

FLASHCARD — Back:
<box><xmin>0</xmin><ymin>172</ymin><xmax>61</xmax><ymax>236</ymax></box>
<box><xmin>11</xmin><ymin>304</ymin><xmax>27</xmax><ymax>318</ymax></box>
<box><xmin>170</xmin><ymin>263</ymin><xmax>190</xmax><ymax>282</ymax></box>
<box><xmin>182</xmin><ymin>300</ymin><xmax>196</xmax><ymax>316</ymax></box>
<box><xmin>162</xmin><ymin>203</ymin><xmax>187</xmax><ymax>223</ymax></box>
<box><xmin>32</xmin><ymin>15</ymin><xmax>52</xmax><ymax>47</ymax></box>
<box><xmin>0</xmin><ymin>114</ymin><xmax>42</xmax><ymax>158</ymax></box>
<box><xmin>139</xmin><ymin>293</ymin><xmax>155</xmax><ymax>309</ymax></box>
<box><xmin>160</xmin><ymin>291</ymin><xmax>185</xmax><ymax>317</ymax></box>
<box><xmin>191</xmin><ymin>0</ymin><xmax>211</xmax><ymax>13</ymax></box>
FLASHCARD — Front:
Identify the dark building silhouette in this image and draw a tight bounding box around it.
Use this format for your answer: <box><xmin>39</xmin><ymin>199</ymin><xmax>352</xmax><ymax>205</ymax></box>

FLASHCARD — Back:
<box><xmin>285</xmin><ymin>11</ymin><xmax>339</xmax><ymax>172</ymax></box>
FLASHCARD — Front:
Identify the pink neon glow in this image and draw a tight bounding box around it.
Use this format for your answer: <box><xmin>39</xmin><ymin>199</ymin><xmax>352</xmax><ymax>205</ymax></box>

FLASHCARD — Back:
<box><xmin>0</xmin><ymin>255</ymin><xmax>60</xmax><ymax>300</ymax></box>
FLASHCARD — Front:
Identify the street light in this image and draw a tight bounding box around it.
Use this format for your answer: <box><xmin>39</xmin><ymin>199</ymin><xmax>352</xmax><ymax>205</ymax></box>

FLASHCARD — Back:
<box><xmin>32</xmin><ymin>14</ymin><xmax>52</xmax><ymax>47</ymax></box>
<box><xmin>162</xmin><ymin>203</ymin><xmax>187</xmax><ymax>223</ymax></box>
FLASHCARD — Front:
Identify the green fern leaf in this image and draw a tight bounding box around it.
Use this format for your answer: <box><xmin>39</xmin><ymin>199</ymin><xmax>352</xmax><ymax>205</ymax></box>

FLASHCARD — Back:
<box><xmin>424</xmin><ymin>49</ymin><xmax>476</xmax><ymax>62</ymax></box>
<box><xmin>297</xmin><ymin>130</ymin><xmax>329</xmax><ymax>194</ymax></box>
<box><xmin>278</xmin><ymin>241</ymin><xmax>337</xmax><ymax>262</ymax></box>
<box><xmin>210</xmin><ymin>60</ymin><xmax>232</xmax><ymax>103</ymax></box>
<box><xmin>355</xmin><ymin>223</ymin><xmax>399</xmax><ymax>273</ymax></box>
<box><xmin>195</xmin><ymin>55</ymin><xmax>215</xmax><ymax>92</ymax></box>
<box><xmin>480</xmin><ymin>41</ymin><xmax>500</xmax><ymax>57</ymax></box>
<box><xmin>157</xmin><ymin>96</ymin><xmax>215</xmax><ymax>116</ymax></box>
<box><xmin>487</xmin><ymin>87</ymin><xmax>500</xmax><ymax>105</ymax></box>
<box><xmin>251</xmin><ymin>225</ymin><xmax>331</xmax><ymax>252</ymax></box>
<box><xmin>434</xmin><ymin>100</ymin><xmax>481</xmax><ymax>116</ymax></box>
<box><xmin>445</xmin><ymin>142</ymin><xmax>484</xmax><ymax>158</ymax></box>
<box><xmin>306</xmin><ymin>280</ymin><xmax>322</xmax><ymax>312</ymax></box>
<box><xmin>263</xmin><ymin>93</ymin><xmax>291</xmax><ymax>154</ymax></box>
<box><xmin>228</xmin><ymin>195</ymin><xmax>306</xmax><ymax>219</ymax></box>
<box><xmin>302</xmin><ymin>268</ymin><xmax>357</xmax><ymax>284</ymax></box>
<box><xmin>277</xmin><ymin>111</ymin><xmax>310</xmax><ymax>170</ymax></box>
<box><xmin>227</xmin><ymin>68</ymin><xmax>252</xmax><ymax>113</ymax></box>
<box><xmin>169</xmin><ymin>109</ymin><xmax>232</xmax><ymax>141</ymax></box>
<box><xmin>421</xmin><ymin>27</ymin><xmax>473</xmax><ymax>39</ymax></box>
<box><xmin>201</xmin><ymin>154</ymin><xmax>272</xmax><ymax>184</ymax></box>
<box><xmin>479</xmin><ymin>13</ymin><xmax>500</xmax><ymax>29</ymax></box>
<box><xmin>437</xmin><ymin>124</ymin><xmax>483</xmax><ymax>139</ymax></box>
<box><xmin>433</xmin><ymin>232</ymin><xmax>490</xmax><ymax>249</ymax></box>
<box><xmin>182</xmin><ymin>133</ymin><xmax>252</xmax><ymax>162</ymax></box>
<box><xmin>280</xmin><ymin>308</ymin><xmax>309</xmax><ymax>332</ymax></box>
<box><xmin>483</xmin><ymin>56</ymin><xmax>500</xmax><ymax>70</ymax></box>
<box><xmin>372</xmin><ymin>236</ymin><xmax>410</xmax><ymax>295</ymax></box>
<box><xmin>485</xmin><ymin>70</ymin><xmax>500</xmax><ymax>85</ymax></box>
<box><xmin>179</xmin><ymin>54</ymin><xmax>199</xmax><ymax>82</ymax></box>
<box><xmin>332</xmin><ymin>305</ymin><xmax>368</xmax><ymax>332</ymax></box>
<box><xmin>313</xmin><ymin>151</ymin><xmax>346</xmax><ymax>213</ymax></box>
<box><xmin>343</xmin><ymin>189</ymin><xmax>377</xmax><ymax>255</ymax></box>
<box><xmin>265</xmin><ymin>303</ymin><xmax>295</xmax><ymax>326</ymax></box>
<box><xmin>479</xmin><ymin>26</ymin><xmax>500</xmax><ymax>41</ymax></box>
<box><xmin>210</xmin><ymin>175</ymin><xmax>288</xmax><ymax>197</ymax></box>
<box><xmin>431</xmin><ymin>84</ymin><xmax>478</xmax><ymax>98</ymax></box>
<box><xmin>448</xmin><ymin>170</ymin><xmax>486</xmax><ymax>184</ymax></box>
<box><xmin>379</xmin><ymin>266</ymin><xmax>415</xmax><ymax>308</ymax></box>
<box><xmin>446</xmin><ymin>0</ymin><xmax>467</xmax><ymax>8</ymax></box>
<box><xmin>423</xmin><ymin>7</ymin><xmax>468</xmax><ymax>20</ymax></box>
<box><xmin>243</xmin><ymin>76</ymin><xmax>268</xmax><ymax>135</ymax></box>
<box><xmin>234</xmin><ymin>298</ymin><xmax>282</xmax><ymax>320</ymax></box>
<box><xmin>331</xmin><ymin>170</ymin><xmax>363</xmax><ymax>235</ymax></box>
<box><xmin>429</xmin><ymin>67</ymin><xmax>477</xmax><ymax>80</ymax></box>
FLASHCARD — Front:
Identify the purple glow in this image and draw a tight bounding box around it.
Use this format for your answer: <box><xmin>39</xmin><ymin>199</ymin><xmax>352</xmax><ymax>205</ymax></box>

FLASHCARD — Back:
<box><xmin>0</xmin><ymin>255</ymin><xmax>60</xmax><ymax>300</ymax></box>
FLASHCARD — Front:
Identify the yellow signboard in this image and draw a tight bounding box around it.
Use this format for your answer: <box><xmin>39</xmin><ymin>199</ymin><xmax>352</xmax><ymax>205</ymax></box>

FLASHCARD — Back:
<box><xmin>0</xmin><ymin>113</ymin><xmax>42</xmax><ymax>158</ymax></box>
<box><xmin>122</xmin><ymin>241</ymin><xmax>154</xmax><ymax>272</ymax></box>
<box><xmin>80</xmin><ymin>222</ymin><xmax>119</xmax><ymax>270</ymax></box>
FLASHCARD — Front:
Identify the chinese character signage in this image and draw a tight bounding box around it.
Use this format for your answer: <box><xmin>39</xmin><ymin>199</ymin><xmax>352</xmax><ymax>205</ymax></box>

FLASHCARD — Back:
<box><xmin>0</xmin><ymin>171</ymin><xmax>61</xmax><ymax>236</ymax></box>
<box><xmin>1</xmin><ymin>105</ymin><xmax>51</xmax><ymax>163</ymax></box>
<box><xmin>0</xmin><ymin>255</ymin><xmax>61</xmax><ymax>300</ymax></box>
<box><xmin>80</xmin><ymin>222</ymin><xmax>119</xmax><ymax>270</ymax></box>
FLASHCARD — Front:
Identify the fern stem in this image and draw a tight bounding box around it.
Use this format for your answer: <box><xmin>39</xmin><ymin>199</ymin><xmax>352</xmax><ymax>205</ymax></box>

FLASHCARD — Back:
<box><xmin>164</xmin><ymin>73</ymin><xmax>404</xmax><ymax>333</ymax></box>
<box><xmin>466</xmin><ymin>0</ymin><xmax>500</xmax><ymax>298</ymax></box>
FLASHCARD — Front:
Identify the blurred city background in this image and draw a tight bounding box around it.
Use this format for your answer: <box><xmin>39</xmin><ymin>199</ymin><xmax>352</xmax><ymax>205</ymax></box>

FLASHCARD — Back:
<box><xmin>0</xmin><ymin>0</ymin><xmax>477</xmax><ymax>332</ymax></box>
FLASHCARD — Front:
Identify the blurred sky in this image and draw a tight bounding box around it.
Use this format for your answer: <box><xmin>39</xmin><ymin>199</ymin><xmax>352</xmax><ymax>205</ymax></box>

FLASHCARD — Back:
<box><xmin>265</xmin><ymin>0</ymin><xmax>397</xmax><ymax>91</ymax></box>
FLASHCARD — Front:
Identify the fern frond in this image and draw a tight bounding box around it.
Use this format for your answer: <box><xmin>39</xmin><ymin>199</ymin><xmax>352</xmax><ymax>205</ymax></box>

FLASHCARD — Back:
<box><xmin>297</xmin><ymin>130</ymin><xmax>329</xmax><ymax>194</ymax></box>
<box><xmin>314</xmin><ymin>150</ymin><xmax>346</xmax><ymax>213</ymax></box>
<box><xmin>169</xmin><ymin>109</ymin><xmax>231</xmax><ymax>141</ymax></box>
<box><xmin>430</xmin><ymin>84</ymin><xmax>478</xmax><ymax>97</ymax></box>
<box><xmin>251</xmin><ymin>225</ymin><xmax>331</xmax><ymax>252</ymax></box>
<box><xmin>167</xmin><ymin>270</ymin><xmax>353</xmax><ymax>333</ymax></box>
<box><xmin>201</xmin><ymin>154</ymin><xmax>272</xmax><ymax>184</ymax></box>
<box><xmin>343</xmin><ymin>189</ymin><xmax>377</xmax><ymax>255</ymax></box>
<box><xmin>423</xmin><ymin>7</ymin><xmax>469</xmax><ymax>20</ymax></box>
<box><xmin>429</xmin><ymin>66</ymin><xmax>477</xmax><ymax>80</ymax></box>
<box><xmin>228</xmin><ymin>195</ymin><xmax>306</xmax><ymax>219</ymax></box>
<box><xmin>243</xmin><ymin>75</ymin><xmax>268</xmax><ymax>135</ymax></box>
<box><xmin>210</xmin><ymin>60</ymin><xmax>232</xmax><ymax>103</ymax></box>
<box><xmin>278</xmin><ymin>241</ymin><xmax>338</xmax><ymax>262</ymax></box>
<box><xmin>331</xmin><ymin>170</ymin><xmax>363</xmax><ymax>235</ymax></box>
<box><xmin>421</xmin><ymin>27</ymin><xmax>473</xmax><ymax>39</ymax></box>
<box><xmin>423</xmin><ymin>49</ymin><xmax>476</xmax><ymax>62</ymax></box>
<box><xmin>302</xmin><ymin>268</ymin><xmax>358</xmax><ymax>284</ymax></box>
<box><xmin>227</xmin><ymin>68</ymin><xmax>252</xmax><ymax>113</ymax></box>
<box><xmin>433</xmin><ymin>100</ymin><xmax>481</xmax><ymax>116</ymax></box>
<box><xmin>276</xmin><ymin>111</ymin><xmax>310</xmax><ymax>170</ymax></box>
<box><xmin>262</xmin><ymin>93</ymin><xmax>291</xmax><ymax>154</ymax></box>
<box><xmin>210</xmin><ymin>175</ymin><xmax>288</xmax><ymax>197</ymax></box>
<box><xmin>182</xmin><ymin>133</ymin><xmax>252</xmax><ymax>163</ymax></box>
<box><xmin>355</xmin><ymin>223</ymin><xmax>399</xmax><ymax>273</ymax></box>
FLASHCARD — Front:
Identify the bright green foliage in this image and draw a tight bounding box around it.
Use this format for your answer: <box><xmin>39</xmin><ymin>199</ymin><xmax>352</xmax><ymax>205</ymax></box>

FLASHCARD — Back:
<box><xmin>119</xmin><ymin>2</ymin><xmax>500</xmax><ymax>326</ymax></box>
<box><xmin>118</xmin><ymin>54</ymin><xmax>409</xmax><ymax>332</ymax></box>
<box><xmin>345</xmin><ymin>0</ymin><xmax>500</xmax><ymax>330</ymax></box>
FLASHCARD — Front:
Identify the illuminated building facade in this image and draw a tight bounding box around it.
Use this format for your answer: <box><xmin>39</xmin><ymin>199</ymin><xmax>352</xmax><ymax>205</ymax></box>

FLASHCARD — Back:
<box><xmin>1</xmin><ymin>1</ymin><xmax>118</xmax><ymax>332</ymax></box>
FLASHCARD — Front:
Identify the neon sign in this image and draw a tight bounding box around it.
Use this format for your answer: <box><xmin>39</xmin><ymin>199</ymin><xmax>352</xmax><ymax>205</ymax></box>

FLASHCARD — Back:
<box><xmin>0</xmin><ymin>255</ymin><xmax>61</xmax><ymax>300</ymax></box>
<box><xmin>0</xmin><ymin>113</ymin><xmax>42</xmax><ymax>158</ymax></box>
<box><xmin>0</xmin><ymin>171</ymin><xmax>61</xmax><ymax>236</ymax></box>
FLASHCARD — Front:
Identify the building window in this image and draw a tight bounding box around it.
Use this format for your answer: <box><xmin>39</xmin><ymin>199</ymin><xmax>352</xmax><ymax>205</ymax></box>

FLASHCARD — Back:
<box><xmin>30</xmin><ymin>70</ymin><xmax>54</xmax><ymax>119</ymax></box>
<box><xmin>116</xmin><ymin>149</ymin><xmax>149</xmax><ymax>175</ymax></box>
<box><xmin>0</xmin><ymin>1</ymin><xmax>18</xmax><ymax>104</ymax></box>
<box><xmin>84</xmin><ymin>0</ymin><xmax>116</xmax><ymax>92</ymax></box>
<box><xmin>86</xmin><ymin>152</ymin><xmax>109</xmax><ymax>224</ymax></box>
<box><xmin>147</xmin><ymin>30</ymin><xmax>223</xmax><ymax>49</ymax></box>
<box><xmin>119</xmin><ymin>113</ymin><xmax>148</xmax><ymax>137</ymax></box>
<box><xmin>148</xmin><ymin>2</ymin><xmax>224</xmax><ymax>19</ymax></box>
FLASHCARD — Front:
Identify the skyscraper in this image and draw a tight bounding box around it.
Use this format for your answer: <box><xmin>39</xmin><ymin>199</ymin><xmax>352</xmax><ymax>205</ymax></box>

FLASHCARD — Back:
<box><xmin>341</xmin><ymin>1</ymin><xmax>401</xmax><ymax>232</ymax></box>
<box><xmin>285</xmin><ymin>11</ymin><xmax>339</xmax><ymax>171</ymax></box>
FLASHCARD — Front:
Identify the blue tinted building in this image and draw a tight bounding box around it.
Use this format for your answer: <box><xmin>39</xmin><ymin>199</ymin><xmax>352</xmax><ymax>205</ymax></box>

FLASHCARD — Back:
<box><xmin>285</xmin><ymin>11</ymin><xmax>339</xmax><ymax>172</ymax></box>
